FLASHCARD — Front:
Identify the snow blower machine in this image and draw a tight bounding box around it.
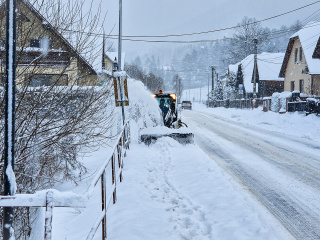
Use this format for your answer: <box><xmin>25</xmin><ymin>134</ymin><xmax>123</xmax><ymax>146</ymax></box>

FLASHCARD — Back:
<box><xmin>140</xmin><ymin>90</ymin><xmax>194</xmax><ymax>145</ymax></box>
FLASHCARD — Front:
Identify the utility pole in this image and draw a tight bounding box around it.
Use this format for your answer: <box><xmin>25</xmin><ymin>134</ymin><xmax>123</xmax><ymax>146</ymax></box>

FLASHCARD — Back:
<box><xmin>117</xmin><ymin>0</ymin><xmax>125</xmax><ymax>125</ymax></box>
<box><xmin>210</xmin><ymin>66</ymin><xmax>215</xmax><ymax>92</ymax></box>
<box><xmin>207</xmin><ymin>72</ymin><xmax>209</xmax><ymax>107</ymax></box>
<box><xmin>3</xmin><ymin>0</ymin><xmax>17</xmax><ymax>239</ymax></box>
<box><xmin>118</xmin><ymin>0</ymin><xmax>122</xmax><ymax>72</ymax></box>
<box><xmin>253</xmin><ymin>38</ymin><xmax>258</xmax><ymax>99</ymax></box>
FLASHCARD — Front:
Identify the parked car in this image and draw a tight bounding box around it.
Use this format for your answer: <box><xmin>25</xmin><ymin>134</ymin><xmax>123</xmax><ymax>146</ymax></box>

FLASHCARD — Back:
<box><xmin>181</xmin><ymin>100</ymin><xmax>192</xmax><ymax>110</ymax></box>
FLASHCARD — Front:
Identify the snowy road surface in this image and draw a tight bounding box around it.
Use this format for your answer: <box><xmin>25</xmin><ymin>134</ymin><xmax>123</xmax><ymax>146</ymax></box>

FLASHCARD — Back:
<box><xmin>182</xmin><ymin>107</ymin><xmax>320</xmax><ymax>240</ymax></box>
<box><xmin>106</xmin><ymin>139</ymin><xmax>292</xmax><ymax>240</ymax></box>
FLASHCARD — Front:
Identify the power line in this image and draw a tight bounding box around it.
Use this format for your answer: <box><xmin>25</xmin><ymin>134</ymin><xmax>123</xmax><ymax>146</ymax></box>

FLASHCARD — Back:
<box><xmin>54</xmin><ymin>1</ymin><xmax>320</xmax><ymax>44</ymax></box>
<box><xmin>107</xmin><ymin>0</ymin><xmax>320</xmax><ymax>38</ymax></box>
<box><xmin>58</xmin><ymin>20</ymin><xmax>320</xmax><ymax>44</ymax></box>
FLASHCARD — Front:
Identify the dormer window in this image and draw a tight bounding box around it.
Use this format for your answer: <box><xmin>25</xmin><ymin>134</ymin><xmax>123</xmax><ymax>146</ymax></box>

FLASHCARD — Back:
<box><xmin>294</xmin><ymin>48</ymin><xmax>298</xmax><ymax>63</ymax></box>
<box><xmin>299</xmin><ymin>47</ymin><xmax>303</xmax><ymax>62</ymax></box>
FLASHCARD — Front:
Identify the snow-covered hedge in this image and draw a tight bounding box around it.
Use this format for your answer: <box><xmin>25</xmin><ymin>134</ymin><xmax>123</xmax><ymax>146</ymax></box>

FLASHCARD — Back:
<box><xmin>271</xmin><ymin>92</ymin><xmax>292</xmax><ymax>112</ymax></box>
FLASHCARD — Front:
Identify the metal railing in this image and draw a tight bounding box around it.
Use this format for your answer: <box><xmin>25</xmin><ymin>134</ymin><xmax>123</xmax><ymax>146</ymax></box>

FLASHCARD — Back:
<box><xmin>0</xmin><ymin>121</ymin><xmax>130</xmax><ymax>240</ymax></box>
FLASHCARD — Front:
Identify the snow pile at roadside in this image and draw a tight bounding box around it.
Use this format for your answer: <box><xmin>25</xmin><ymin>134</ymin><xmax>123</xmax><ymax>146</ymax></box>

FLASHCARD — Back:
<box><xmin>125</xmin><ymin>78</ymin><xmax>163</xmax><ymax>142</ymax></box>
<box><xmin>194</xmin><ymin>103</ymin><xmax>320</xmax><ymax>143</ymax></box>
<box><xmin>47</xmin><ymin>78</ymin><xmax>163</xmax><ymax>239</ymax></box>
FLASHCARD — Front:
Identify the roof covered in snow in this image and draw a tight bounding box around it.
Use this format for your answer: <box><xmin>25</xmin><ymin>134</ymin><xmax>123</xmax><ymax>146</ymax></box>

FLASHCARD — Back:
<box><xmin>280</xmin><ymin>22</ymin><xmax>320</xmax><ymax>76</ymax></box>
<box><xmin>229</xmin><ymin>52</ymin><xmax>285</xmax><ymax>93</ymax></box>
<box><xmin>291</xmin><ymin>22</ymin><xmax>320</xmax><ymax>74</ymax></box>
<box><xmin>228</xmin><ymin>64</ymin><xmax>238</xmax><ymax>75</ymax></box>
<box><xmin>106</xmin><ymin>52</ymin><xmax>126</xmax><ymax>70</ymax></box>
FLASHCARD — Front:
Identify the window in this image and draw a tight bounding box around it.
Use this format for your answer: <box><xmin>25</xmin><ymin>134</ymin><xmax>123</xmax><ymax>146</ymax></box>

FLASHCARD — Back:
<box><xmin>30</xmin><ymin>38</ymin><xmax>40</xmax><ymax>48</ymax></box>
<box><xmin>29</xmin><ymin>38</ymin><xmax>52</xmax><ymax>49</ymax></box>
<box><xmin>25</xmin><ymin>74</ymin><xmax>68</xmax><ymax>87</ymax></box>
<box><xmin>299</xmin><ymin>47</ymin><xmax>303</xmax><ymax>62</ymax></box>
<box><xmin>299</xmin><ymin>79</ymin><xmax>304</xmax><ymax>93</ymax></box>
<box><xmin>291</xmin><ymin>81</ymin><xmax>295</xmax><ymax>92</ymax></box>
<box><xmin>294</xmin><ymin>48</ymin><xmax>298</xmax><ymax>63</ymax></box>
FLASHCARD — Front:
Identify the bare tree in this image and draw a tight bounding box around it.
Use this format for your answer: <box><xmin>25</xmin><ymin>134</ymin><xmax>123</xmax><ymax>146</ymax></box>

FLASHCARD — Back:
<box><xmin>222</xmin><ymin>17</ymin><xmax>268</xmax><ymax>64</ymax></box>
<box><xmin>0</xmin><ymin>0</ymin><xmax>114</xmax><ymax>238</ymax></box>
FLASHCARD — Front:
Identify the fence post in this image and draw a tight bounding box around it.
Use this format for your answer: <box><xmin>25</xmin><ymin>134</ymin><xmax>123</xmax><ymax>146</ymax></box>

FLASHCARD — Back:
<box><xmin>44</xmin><ymin>191</ymin><xmax>54</xmax><ymax>240</ymax></box>
<box><xmin>111</xmin><ymin>154</ymin><xmax>117</xmax><ymax>204</ymax></box>
<box><xmin>101</xmin><ymin>171</ymin><xmax>107</xmax><ymax>240</ymax></box>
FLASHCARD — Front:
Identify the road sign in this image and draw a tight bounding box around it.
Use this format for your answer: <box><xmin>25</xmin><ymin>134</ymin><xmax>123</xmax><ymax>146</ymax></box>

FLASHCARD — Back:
<box><xmin>239</xmin><ymin>84</ymin><xmax>244</xmax><ymax>94</ymax></box>
<box><xmin>113</xmin><ymin>77</ymin><xmax>129</xmax><ymax>107</ymax></box>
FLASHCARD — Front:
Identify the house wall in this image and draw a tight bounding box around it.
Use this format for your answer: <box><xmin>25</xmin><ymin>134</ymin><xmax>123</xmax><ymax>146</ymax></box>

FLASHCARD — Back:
<box><xmin>259</xmin><ymin>80</ymin><xmax>284</xmax><ymax>98</ymax></box>
<box><xmin>284</xmin><ymin>38</ymin><xmax>312</xmax><ymax>94</ymax></box>
<box><xmin>104</xmin><ymin>58</ymin><xmax>114</xmax><ymax>73</ymax></box>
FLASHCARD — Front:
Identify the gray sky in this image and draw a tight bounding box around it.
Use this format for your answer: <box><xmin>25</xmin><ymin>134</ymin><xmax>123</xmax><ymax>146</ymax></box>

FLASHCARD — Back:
<box><xmin>101</xmin><ymin>0</ymin><xmax>319</xmax><ymax>60</ymax></box>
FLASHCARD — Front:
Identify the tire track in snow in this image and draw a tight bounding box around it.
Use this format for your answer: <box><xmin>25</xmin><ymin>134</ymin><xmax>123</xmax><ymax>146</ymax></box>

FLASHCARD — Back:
<box><xmin>183</xmin><ymin>111</ymin><xmax>320</xmax><ymax>240</ymax></box>
<box><xmin>144</xmin><ymin>139</ymin><xmax>213</xmax><ymax>240</ymax></box>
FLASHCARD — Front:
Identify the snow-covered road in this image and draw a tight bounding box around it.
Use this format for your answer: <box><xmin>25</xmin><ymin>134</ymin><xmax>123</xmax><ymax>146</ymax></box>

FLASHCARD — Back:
<box><xmin>182</xmin><ymin>108</ymin><xmax>320</xmax><ymax>240</ymax></box>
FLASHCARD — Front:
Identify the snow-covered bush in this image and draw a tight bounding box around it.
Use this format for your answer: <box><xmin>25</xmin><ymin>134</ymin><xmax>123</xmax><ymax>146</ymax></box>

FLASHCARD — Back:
<box><xmin>271</xmin><ymin>92</ymin><xmax>292</xmax><ymax>112</ymax></box>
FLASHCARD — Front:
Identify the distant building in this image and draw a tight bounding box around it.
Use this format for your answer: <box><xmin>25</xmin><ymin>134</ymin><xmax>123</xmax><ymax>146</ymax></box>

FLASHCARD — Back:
<box><xmin>0</xmin><ymin>0</ymin><xmax>98</xmax><ymax>87</ymax></box>
<box><xmin>228</xmin><ymin>52</ymin><xmax>285</xmax><ymax>98</ymax></box>
<box><xmin>279</xmin><ymin>22</ymin><xmax>320</xmax><ymax>95</ymax></box>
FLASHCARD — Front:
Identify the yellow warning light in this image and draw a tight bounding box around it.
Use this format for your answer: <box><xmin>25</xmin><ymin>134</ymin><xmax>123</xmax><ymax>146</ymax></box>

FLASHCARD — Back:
<box><xmin>158</xmin><ymin>89</ymin><xmax>163</xmax><ymax>94</ymax></box>
<box><xmin>170</xmin><ymin>93</ymin><xmax>176</xmax><ymax>100</ymax></box>
<box><xmin>151</xmin><ymin>94</ymin><xmax>156</xmax><ymax>98</ymax></box>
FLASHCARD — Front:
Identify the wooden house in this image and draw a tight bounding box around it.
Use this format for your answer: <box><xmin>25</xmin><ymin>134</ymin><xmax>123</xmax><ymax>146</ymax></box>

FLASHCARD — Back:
<box><xmin>0</xmin><ymin>0</ymin><xmax>98</xmax><ymax>87</ymax></box>
<box><xmin>228</xmin><ymin>52</ymin><xmax>284</xmax><ymax>98</ymax></box>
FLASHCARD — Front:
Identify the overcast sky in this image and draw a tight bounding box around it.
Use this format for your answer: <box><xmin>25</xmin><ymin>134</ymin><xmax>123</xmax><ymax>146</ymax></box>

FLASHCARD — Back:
<box><xmin>99</xmin><ymin>0</ymin><xmax>319</xmax><ymax>60</ymax></box>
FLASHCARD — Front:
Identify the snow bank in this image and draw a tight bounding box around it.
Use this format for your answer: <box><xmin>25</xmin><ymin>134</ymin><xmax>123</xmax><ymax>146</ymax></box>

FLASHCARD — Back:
<box><xmin>126</xmin><ymin>78</ymin><xmax>163</xmax><ymax>143</ymax></box>
<box><xmin>193</xmin><ymin>103</ymin><xmax>320</xmax><ymax>144</ymax></box>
